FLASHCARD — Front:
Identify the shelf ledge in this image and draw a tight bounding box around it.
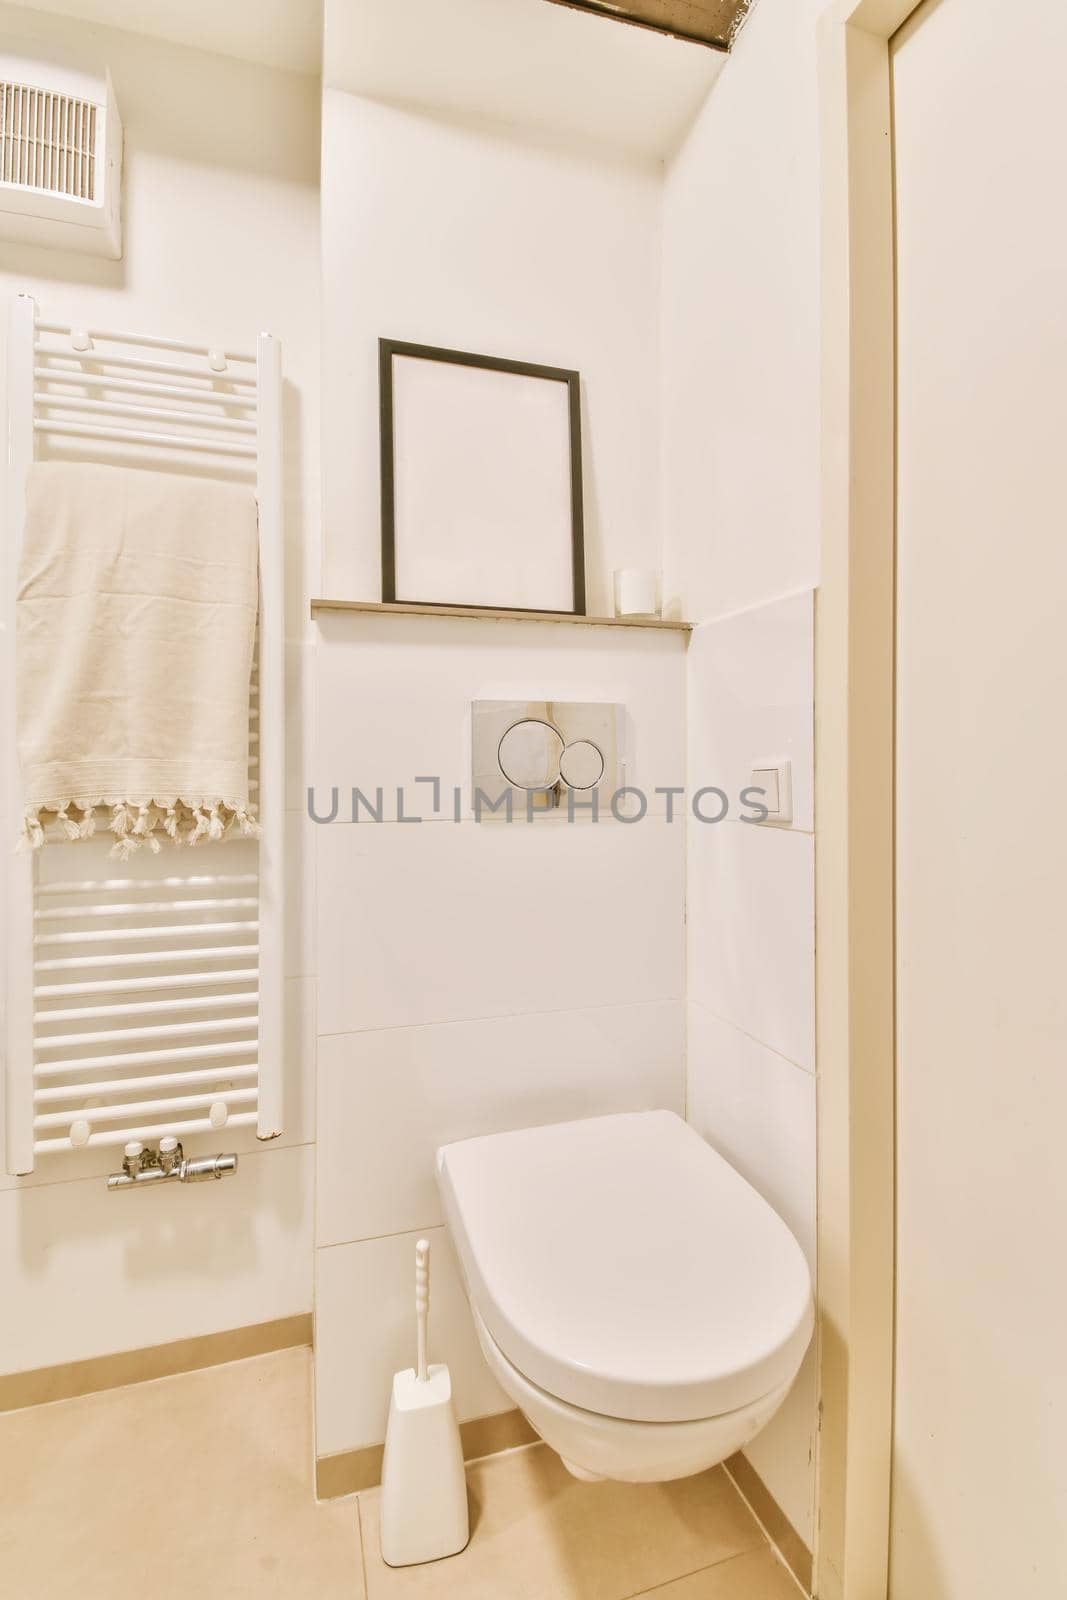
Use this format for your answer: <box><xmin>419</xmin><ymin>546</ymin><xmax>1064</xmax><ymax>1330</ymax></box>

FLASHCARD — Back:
<box><xmin>309</xmin><ymin>598</ymin><xmax>691</xmax><ymax>632</ymax></box>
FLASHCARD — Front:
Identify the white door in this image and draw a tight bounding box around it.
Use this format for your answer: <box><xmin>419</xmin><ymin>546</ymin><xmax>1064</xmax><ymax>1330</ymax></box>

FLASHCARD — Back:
<box><xmin>892</xmin><ymin>1</ymin><xmax>1067</xmax><ymax>1594</ymax></box>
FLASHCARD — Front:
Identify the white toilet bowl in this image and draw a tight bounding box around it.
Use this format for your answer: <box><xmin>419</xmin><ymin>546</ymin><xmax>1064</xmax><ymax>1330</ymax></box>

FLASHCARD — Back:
<box><xmin>437</xmin><ymin>1111</ymin><xmax>813</xmax><ymax>1484</ymax></box>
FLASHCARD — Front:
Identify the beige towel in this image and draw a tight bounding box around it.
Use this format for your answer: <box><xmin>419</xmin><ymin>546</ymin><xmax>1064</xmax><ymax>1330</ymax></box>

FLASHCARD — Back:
<box><xmin>17</xmin><ymin>461</ymin><xmax>260</xmax><ymax>857</ymax></box>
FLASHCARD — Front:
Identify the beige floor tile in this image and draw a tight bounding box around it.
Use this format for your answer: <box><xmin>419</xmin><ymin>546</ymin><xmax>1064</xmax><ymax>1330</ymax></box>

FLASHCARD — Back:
<box><xmin>358</xmin><ymin>1444</ymin><xmax>765</xmax><ymax>1600</ymax></box>
<box><xmin>0</xmin><ymin>1348</ymin><xmax>363</xmax><ymax>1600</ymax></box>
<box><xmin>634</xmin><ymin>1547</ymin><xmax>801</xmax><ymax>1598</ymax></box>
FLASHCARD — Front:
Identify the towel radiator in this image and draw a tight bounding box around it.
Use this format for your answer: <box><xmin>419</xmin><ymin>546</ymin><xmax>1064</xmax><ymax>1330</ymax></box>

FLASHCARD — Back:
<box><xmin>2</xmin><ymin>292</ymin><xmax>284</xmax><ymax>1174</ymax></box>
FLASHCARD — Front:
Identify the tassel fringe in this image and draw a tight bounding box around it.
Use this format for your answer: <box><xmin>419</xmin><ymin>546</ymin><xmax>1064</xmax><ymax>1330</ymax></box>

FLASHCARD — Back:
<box><xmin>19</xmin><ymin>797</ymin><xmax>261</xmax><ymax>857</ymax></box>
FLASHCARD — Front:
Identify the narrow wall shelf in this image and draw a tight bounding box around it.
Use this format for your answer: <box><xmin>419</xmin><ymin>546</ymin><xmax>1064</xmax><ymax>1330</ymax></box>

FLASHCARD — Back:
<box><xmin>309</xmin><ymin>598</ymin><xmax>692</xmax><ymax>632</ymax></box>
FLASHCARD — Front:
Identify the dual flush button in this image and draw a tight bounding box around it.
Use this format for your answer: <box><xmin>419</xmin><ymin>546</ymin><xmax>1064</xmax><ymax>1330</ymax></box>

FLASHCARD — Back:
<box><xmin>497</xmin><ymin>719</ymin><xmax>605</xmax><ymax>794</ymax></box>
<box><xmin>470</xmin><ymin>700</ymin><xmax>621</xmax><ymax>818</ymax></box>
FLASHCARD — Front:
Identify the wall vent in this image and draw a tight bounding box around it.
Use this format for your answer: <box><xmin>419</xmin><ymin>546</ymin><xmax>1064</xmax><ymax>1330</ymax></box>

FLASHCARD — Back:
<box><xmin>1</xmin><ymin>82</ymin><xmax>98</xmax><ymax>200</ymax></box>
<box><xmin>0</xmin><ymin>41</ymin><xmax>122</xmax><ymax>258</ymax></box>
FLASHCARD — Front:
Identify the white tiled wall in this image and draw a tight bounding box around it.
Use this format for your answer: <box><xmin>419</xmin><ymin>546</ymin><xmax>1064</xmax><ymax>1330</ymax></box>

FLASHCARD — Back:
<box><xmin>315</xmin><ymin>1226</ymin><xmax>509</xmax><ymax>1458</ymax></box>
<box><xmin>312</xmin><ymin>613</ymin><xmax>687</xmax><ymax>818</ymax></box>
<box><xmin>685</xmin><ymin>588</ymin><xmax>817</xmax><ymax>1546</ymax></box>
<box><xmin>317</xmin><ymin>1000</ymin><xmax>685</xmax><ymax>1247</ymax></box>
<box><xmin>686</xmin><ymin>592</ymin><xmax>815</xmax><ymax>834</ymax></box>
<box><xmin>312</xmin><ymin>622</ymin><xmax>687</xmax><ymax>1456</ymax></box>
<box><xmin>317</xmin><ymin>817</ymin><xmax>684</xmax><ymax>1036</ymax></box>
<box><xmin>688</xmin><ymin>819</ymin><xmax>815</xmax><ymax>1073</ymax></box>
<box><xmin>686</xmin><ymin>1005</ymin><xmax>815</xmax><ymax>1269</ymax></box>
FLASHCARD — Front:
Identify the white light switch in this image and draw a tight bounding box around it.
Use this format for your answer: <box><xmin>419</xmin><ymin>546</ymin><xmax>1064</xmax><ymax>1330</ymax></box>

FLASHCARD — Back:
<box><xmin>751</xmin><ymin>767</ymin><xmax>780</xmax><ymax>812</ymax></box>
<box><xmin>749</xmin><ymin>759</ymin><xmax>792</xmax><ymax>826</ymax></box>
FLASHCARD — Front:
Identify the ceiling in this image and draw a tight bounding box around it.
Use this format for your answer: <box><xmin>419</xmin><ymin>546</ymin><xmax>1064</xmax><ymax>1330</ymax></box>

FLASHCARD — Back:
<box><xmin>1</xmin><ymin>0</ymin><xmax>324</xmax><ymax>76</ymax></box>
<box><xmin>2</xmin><ymin>0</ymin><xmax>725</xmax><ymax>160</ymax></box>
<box><xmin>325</xmin><ymin>0</ymin><xmax>725</xmax><ymax>162</ymax></box>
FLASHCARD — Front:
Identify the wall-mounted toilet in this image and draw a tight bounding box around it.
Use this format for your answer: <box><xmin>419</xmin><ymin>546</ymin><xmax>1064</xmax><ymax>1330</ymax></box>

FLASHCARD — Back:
<box><xmin>437</xmin><ymin>1111</ymin><xmax>813</xmax><ymax>1484</ymax></box>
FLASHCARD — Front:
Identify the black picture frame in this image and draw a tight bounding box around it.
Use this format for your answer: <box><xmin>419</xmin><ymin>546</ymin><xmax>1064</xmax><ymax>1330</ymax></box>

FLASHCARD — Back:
<box><xmin>379</xmin><ymin>338</ymin><xmax>586</xmax><ymax>616</ymax></box>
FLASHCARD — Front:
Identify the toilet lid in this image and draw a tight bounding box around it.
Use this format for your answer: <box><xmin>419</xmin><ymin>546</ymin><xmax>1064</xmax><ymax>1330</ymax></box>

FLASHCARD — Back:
<box><xmin>437</xmin><ymin>1111</ymin><xmax>813</xmax><ymax>1424</ymax></box>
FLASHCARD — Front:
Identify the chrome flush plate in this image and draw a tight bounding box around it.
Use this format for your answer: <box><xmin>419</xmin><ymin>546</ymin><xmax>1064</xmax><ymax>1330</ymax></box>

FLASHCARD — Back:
<box><xmin>471</xmin><ymin>700</ymin><xmax>622</xmax><ymax>820</ymax></box>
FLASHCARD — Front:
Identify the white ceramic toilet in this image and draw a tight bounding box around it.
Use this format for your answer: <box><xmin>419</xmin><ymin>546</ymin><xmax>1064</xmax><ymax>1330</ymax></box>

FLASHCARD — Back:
<box><xmin>437</xmin><ymin>1110</ymin><xmax>813</xmax><ymax>1484</ymax></box>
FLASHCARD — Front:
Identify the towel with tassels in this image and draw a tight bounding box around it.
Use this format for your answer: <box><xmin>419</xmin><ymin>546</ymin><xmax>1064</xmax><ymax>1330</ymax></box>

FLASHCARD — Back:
<box><xmin>16</xmin><ymin>461</ymin><xmax>260</xmax><ymax>857</ymax></box>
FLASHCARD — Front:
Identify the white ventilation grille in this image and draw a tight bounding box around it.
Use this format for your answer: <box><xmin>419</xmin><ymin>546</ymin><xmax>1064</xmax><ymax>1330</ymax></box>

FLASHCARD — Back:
<box><xmin>0</xmin><ymin>81</ymin><xmax>98</xmax><ymax>201</ymax></box>
<box><xmin>0</xmin><ymin>43</ymin><xmax>122</xmax><ymax>257</ymax></box>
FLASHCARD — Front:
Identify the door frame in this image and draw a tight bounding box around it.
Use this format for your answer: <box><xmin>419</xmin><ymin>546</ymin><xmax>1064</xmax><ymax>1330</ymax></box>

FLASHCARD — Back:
<box><xmin>813</xmin><ymin>1</ymin><xmax>918</xmax><ymax>1595</ymax></box>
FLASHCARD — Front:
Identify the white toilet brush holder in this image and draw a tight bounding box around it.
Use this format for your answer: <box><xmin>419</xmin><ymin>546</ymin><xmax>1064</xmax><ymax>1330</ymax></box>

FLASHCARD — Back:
<box><xmin>379</xmin><ymin>1239</ymin><xmax>470</xmax><ymax>1568</ymax></box>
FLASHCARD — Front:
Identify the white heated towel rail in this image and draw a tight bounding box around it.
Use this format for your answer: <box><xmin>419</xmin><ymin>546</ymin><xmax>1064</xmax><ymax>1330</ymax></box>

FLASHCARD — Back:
<box><xmin>2</xmin><ymin>293</ymin><xmax>284</xmax><ymax>1173</ymax></box>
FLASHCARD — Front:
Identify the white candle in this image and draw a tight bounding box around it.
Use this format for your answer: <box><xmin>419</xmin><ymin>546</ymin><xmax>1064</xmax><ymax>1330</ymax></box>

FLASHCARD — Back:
<box><xmin>615</xmin><ymin>568</ymin><xmax>659</xmax><ymax>618</ymax></box>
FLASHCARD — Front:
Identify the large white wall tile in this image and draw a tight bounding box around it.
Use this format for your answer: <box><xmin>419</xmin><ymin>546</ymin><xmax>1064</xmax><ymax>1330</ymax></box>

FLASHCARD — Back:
<box><xmin>312</xmin><ymin>613</ymin><xmax>686</xmax><ymax>820</ymax></box>
<box><xmin>688</xmin><ymin>589</ymin><xmax>814</xmax><ymax>833</ymax></box>
<box><xmin>743</xmin><ymin>1342</ymin><xmax>817</xmax><ymax>1548</ymax></box>
<box><xmin>688</xmin><ymin>820</ymin><xmax>814</xmax><ymax>1073</ymax></box>
<box><xmin>687</xmin><ymin>1003</ymin><xmax>815</xmax><ymax>1269</ymax></box>
<box><xmin>686</xmin><ymin>1001</ymin><xmax>817</xmax><ymax>1548</ymax></box>
<box><xmin>317</xmin><ymin>999</ymin><xmax>684</xmax><ymax>1247</ymax></box>
<box><xmin>317</xmin><ymin>816</ymin><xmax>684</xmax><ymax>1036</ymax></box>
<box><xmin>0</xmin><ymin>1144</ymin><xmax>312</xmax><ymax>1376</ymax></box>
<box><xmin>314</xmin><ymin>1226</ymin><xmax>508</xmax><ymax>1457</ymax></box>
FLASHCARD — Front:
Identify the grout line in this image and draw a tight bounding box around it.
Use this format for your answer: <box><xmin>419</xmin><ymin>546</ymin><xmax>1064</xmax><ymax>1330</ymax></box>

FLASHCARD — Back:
<box><xmin>687</xmin><ymin>584</ymin><xmax>817</xmax><ymax>632</ymax></box>
<box><xmin>721</xmin><ymin>1464</ymin><xmax>810</xmax><ymax>1599</ymax></box>
<box><xmin>620</xmin><ymin>1546</ymin><xmax>767</xmax><ymax>1600</ymax></box>
<box><xmin>355</xmin><ymin>1490</ymin><xmax>369</xmax><ymax>1592</ymax></box>
<box><xmin>317</xmin><ymin>1223</ymin><xmax>444</xmax><ymax>1252</ymax></box>
<box><xmin>463</xmin><ymin>1438</ymin><xmax>543</xmax><ymax>1470</ymax></box>
<box><xmin>316</xmin><ymin>993</ymin><xmax>685</xmax><ymax>1041</ymax></box>
<box><xmin>686</xmin><ymin>815</ymin><xmax>815</xmax><ymax>839</ymax></box>
<box><xmin>687</xmin><ymin>996</ymin><xmax>815</xmax><ymax>1078</ymax></box>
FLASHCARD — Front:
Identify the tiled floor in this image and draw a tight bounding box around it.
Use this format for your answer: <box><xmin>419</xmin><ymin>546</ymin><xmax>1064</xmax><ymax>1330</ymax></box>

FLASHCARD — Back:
<box><xmin>0</xmin><ymin>1350</ymin><xmax>801</xmax><ymax>1599</ymax></box>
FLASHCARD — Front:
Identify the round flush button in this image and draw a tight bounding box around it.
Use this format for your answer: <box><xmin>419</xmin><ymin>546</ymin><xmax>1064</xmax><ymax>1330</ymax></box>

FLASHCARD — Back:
<box><xmin>559</xmin><ymin>739</ymin><xmax>605</xmax><ymax>790</ymax></box>
<box><xmin>498</xmin><ymin>720</ymin><xmax>565</xmax><ymax>791</ymax></box>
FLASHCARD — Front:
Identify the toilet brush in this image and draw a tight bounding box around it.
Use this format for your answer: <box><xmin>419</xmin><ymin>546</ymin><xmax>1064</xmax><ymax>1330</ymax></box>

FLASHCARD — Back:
<box><xmin>379</xmin><ymin>1239</ymin><xmax>470</xmax><ymax>1567</ymax></box>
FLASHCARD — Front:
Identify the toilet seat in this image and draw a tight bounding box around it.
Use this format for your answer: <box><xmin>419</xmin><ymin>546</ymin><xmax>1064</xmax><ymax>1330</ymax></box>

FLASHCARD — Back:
<box><xmin>438</xmin><ymin>1111</ymin><xmax>813</xmax><ymax>1425</ymax></box>
<box><xmin>470</xmin><ymin>1300</ymin><xmax>796</xmax><ymax>1485</ymax></box>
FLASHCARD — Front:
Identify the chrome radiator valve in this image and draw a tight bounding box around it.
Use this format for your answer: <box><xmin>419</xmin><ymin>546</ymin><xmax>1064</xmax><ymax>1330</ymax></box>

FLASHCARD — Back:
<box><xmin>108</xmin><ymin>1142</ymin><xmax>238</xmax><ymax>1191</ymax></box>
<box><xmin>158</xmin><ymin>1136</ymin><xmax>182</xmax><ymax>1175</ymax></box>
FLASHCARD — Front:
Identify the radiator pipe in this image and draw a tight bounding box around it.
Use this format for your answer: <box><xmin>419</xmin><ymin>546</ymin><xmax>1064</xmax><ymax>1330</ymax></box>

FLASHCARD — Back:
<box><xmin>107</xmin><ymin>1141</ymin><xmax>237</xmax><ymax>1190</ymax></box>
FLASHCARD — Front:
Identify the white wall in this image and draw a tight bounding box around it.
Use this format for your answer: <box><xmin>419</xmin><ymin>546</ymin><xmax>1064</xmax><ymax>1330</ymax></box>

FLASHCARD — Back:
<box><xmin>314</xmin><ymin>80</ymin><xmax>687</xmax><ymax>1462</ymax></box>
<box><xmin>321</xmin><ymin>89</ymin><xmax>663</xmax><ymax>618</ymax></box>
<box><xmin>661</xmin><ymin>0</ymin><xmax>821</xmax><ymax>622</ymax></box>
<box><xmin>661</xmin><ymin>0</ymin><xmax>824</xmax><ymax>1551</ymax></box>
<box><xmin>0</xmin><ymin>5</ymin><xmax>320</xmax><ymax>1373</ymax></box>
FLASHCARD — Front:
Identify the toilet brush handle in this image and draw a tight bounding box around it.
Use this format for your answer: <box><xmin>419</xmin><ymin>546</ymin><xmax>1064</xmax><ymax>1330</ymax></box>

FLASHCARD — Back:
<box><xmin>415</xmin><ymin>1238</ymin><xmax>430</xmax><ymax>1382</ymax></box>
